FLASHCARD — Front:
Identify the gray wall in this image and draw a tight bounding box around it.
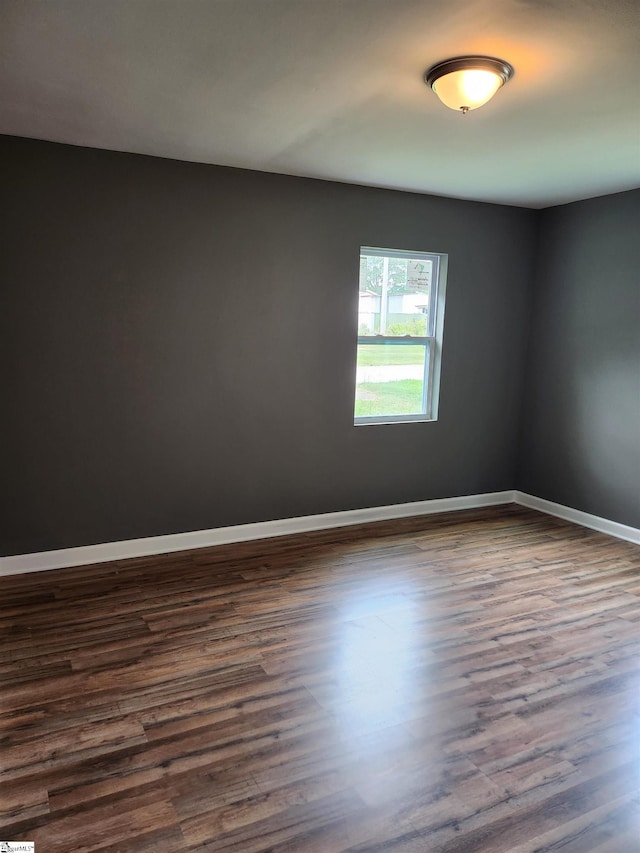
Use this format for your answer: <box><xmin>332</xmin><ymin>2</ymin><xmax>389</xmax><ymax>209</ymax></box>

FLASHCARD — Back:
<box><xmin>2</xmin><ymin>136</ymin><xmax>537</xmax><ymax>555</ymax></box>
<box><xmin>518</xmin><ymin>189</ymin><xmax>640</xmax><ymax>528</ymax></box>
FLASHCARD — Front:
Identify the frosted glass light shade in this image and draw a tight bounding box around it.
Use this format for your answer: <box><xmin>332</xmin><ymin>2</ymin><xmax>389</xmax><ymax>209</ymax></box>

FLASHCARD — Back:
<box><xmin>425</xmin><ymin>56</ymin><xmax>514</xmax><ymax>113</ymax></box>
<box><xmin>433</xmin><ymin>69</ymin><xmax>502</xmax><ymax>111</ymax></box>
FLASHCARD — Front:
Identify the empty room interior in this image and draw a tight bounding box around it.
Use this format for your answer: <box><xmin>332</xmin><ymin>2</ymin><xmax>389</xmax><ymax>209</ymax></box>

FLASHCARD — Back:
<box><xmin>1</xmin><ymin>1</ymin><xmax>639</xmax><ymax>851</ymax></box>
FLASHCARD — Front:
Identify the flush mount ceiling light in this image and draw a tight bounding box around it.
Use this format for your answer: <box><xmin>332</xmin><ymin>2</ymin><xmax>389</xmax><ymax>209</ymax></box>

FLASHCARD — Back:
<box><xmin>425</xmin><ymin>56</ymin><xmax>514</xmax><ymax>114</ymax></box>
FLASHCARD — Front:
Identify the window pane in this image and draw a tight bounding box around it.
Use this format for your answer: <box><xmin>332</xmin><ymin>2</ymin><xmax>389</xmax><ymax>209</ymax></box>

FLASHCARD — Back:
<box><xmin>358</xmin><ymin>254</ymin><xmax>433</xmax><ymax>336</ymax></box>
<box><xmin>354</xmin><ymin>343</ymin><xmax>428</xmax><ymax>418</ymax></box>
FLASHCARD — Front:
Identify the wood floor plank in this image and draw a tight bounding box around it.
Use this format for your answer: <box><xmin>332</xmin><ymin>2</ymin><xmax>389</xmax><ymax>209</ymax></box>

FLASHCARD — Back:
<box><xmin>1</xmin><ymin>505</ymin><xmax>638</xmax><ymax>850</ymax></box>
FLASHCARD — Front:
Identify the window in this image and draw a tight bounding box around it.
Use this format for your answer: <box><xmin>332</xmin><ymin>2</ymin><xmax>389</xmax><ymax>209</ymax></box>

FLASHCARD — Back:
<box><xmin>354</xmin><ymin>246</ymin><xmax>447</xmax><ymax>425</ymax></box>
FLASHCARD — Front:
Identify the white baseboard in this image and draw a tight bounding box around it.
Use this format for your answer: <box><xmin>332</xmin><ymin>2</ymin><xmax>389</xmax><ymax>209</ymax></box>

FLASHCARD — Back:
<box><xmin>515</xmin><ymin>492</ymin><xmax>640</xmax><ymax>546</ymax></box>
<box><xmin>0</xmin><ymin>490</ymin><xmax>515</xmax><ymax>577</ymax></box>
<box><xmin>3</xmin><ymin>490</ymin><xmax>637</xmax><ymax>577</ymax></box>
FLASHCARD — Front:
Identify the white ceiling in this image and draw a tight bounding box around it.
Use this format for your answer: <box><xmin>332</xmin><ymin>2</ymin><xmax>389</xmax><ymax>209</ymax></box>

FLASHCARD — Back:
<box><xmin>1</xmin><ymin>0</ymin><xmax>639</xmax><ymax>207</ymax></box>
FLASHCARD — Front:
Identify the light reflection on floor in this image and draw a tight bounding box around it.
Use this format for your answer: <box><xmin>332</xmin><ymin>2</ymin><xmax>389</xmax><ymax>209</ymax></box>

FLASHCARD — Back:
<box><xmin>332</xmin><ymin>581</ymin><xmax>421</xmax><ymax>738</ymax></box>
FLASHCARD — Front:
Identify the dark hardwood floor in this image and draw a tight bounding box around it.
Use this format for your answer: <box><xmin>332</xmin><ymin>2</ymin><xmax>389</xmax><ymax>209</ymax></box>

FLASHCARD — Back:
<box><xmin>1</xmin><ymin>505</ymin><xmax>639</xmax><ymax>851</ymax></box>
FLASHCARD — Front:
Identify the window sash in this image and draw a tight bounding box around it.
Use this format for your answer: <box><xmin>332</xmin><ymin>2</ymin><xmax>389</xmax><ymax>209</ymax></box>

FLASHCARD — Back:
<box><xmin>360</xmin><ymin>248</ymin><xmax>440</xmax><ymax>338</ymax></box>
<box><xmin>357</xmin><ymin>336</ymin><xmax>432</xmax><ymax>345</ymax></box>
<box><xmin>355</xmin><ymin>337</ymin><xmax>435</xmax><ymax>422</ymax></box>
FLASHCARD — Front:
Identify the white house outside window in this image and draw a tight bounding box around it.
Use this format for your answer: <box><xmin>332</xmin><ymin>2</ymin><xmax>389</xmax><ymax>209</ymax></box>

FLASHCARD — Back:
<box><xmin>354</xmin><ymin>246</ymin><xmax>447</xmax><ymax>425</ymax></box>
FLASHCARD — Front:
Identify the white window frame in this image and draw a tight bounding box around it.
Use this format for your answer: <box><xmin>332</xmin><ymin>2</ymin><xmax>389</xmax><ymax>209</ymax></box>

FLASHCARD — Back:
<box><xmin>354</xmin><ymin>246</ymin><xmax>447</xmax><ymax>426</ymax></box>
